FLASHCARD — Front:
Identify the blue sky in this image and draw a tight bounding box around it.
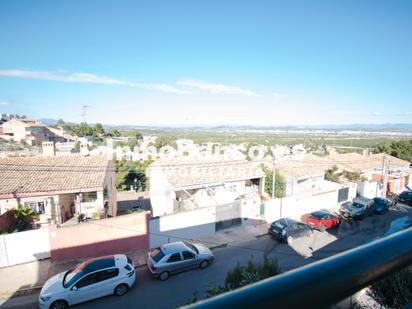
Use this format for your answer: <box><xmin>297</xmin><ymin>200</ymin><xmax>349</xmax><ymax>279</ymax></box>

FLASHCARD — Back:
<box><xmin>0</xmin><ymin>0</ymin><xmax>411</xmax><ymax>125</ymax></box>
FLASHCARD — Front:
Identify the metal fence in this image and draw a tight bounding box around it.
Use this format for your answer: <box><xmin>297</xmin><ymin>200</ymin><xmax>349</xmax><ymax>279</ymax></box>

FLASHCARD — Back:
<box><xmin>184</xmin><ymin>227</ymin><xmax>412</xmax><ymax>309</ymax></box>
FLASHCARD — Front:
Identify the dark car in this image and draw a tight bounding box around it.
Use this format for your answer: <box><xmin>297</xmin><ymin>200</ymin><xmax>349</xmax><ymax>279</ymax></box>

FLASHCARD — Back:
<box><xmin>301</xmin><ymin>210</ymin><xmax>340</xmax><ymax>231</ymax></box>
<box><xmin>372</xmin><ymin>197</ymin><xmax>391</xmax><ymax>214</ymax></box>
<box><xmin>397</xmin><ymin>191</ymin><xmax>412</xmax><ymax>206</ymax></box>
<box><xmin>268</xmin><ymin>218</ymin><xmax>313</xmax><ymax>243</ymax></box>
<box><xmin>339</xmin><ymin>197</ymin><xmax>374</xmax><ymax>220</ymax></box>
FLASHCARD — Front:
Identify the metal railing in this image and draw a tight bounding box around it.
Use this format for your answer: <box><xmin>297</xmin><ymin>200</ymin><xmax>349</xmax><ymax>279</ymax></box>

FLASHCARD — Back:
<box><xmin>184</xmin><ymin>227</ymin><xmax>412</xmax><ymax>309</ymax></box>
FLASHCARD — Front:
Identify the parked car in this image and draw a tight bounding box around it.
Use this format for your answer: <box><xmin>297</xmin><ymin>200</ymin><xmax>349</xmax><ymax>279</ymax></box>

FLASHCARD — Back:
<box><xmin>126</xmin><ymin>206</ymin><xmax>145</xmax><ymax>214</ymax></box>
<box><xmin>372</xmin><ymin>197</ymin><xmax>392</xmax><ymax>214</ymax></box>
<box><xmin>268</xmin><ymin>218</ymin><xmax>313</xmax><ymax>243</ymax></box>
<box><xmin>301</xmin><ymin>210</ymin><xmax>340</xmax><ymax>231</ymax></box>
<box><xmin>397</xmin><ymin>190</ymin><xmax>412</xmax><ymax>206</ymax></box>
<box><xmin>146</xmin><ymin>241</ymin><xmax>214</xmax><ymax>281</ymax></box>
<box><xmin>39</xmin><ymin>255</ymin><xmax>135</xmax><ymax>309</ymax></box>
<box><xmin>339</xmin><ymin>197</ymin><xmax>374</xmax><ymax>220</ymax></box>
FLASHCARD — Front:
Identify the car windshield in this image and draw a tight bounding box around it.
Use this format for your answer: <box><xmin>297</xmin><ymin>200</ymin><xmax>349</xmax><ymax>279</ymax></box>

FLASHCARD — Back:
<box><xmin>150</xmin><ymin>248</ymin><xmax>166</xmax><ymax>262</ymax></box>
<box><xmin>183</xmin><ymin>241</ymin><xmax>199</xmax><ymax>254</ymax></box>
<box><xmin>352</xmin><ymin>203</ymin><xmax>364</xmax><ymax>209</ymax></box>
<box><xmin>272</xmin><ymin>220</ymin><xmax>287</xmax><ymax>230</ymax></box>
<box><xmin>63</xmin><ymin>266</ymin><xmax>83</xmax><ymax>288</ymax></box>
<box><xmin>311</xmin><ymin>211</ymin><xmax>328</xmax><ymax>219</ymax></box>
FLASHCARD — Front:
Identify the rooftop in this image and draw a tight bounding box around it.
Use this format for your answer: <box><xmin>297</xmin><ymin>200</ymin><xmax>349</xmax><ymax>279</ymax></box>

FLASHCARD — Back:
<box><xmin>328</xmin><ymin>152</ymin><xmax>410</xmax><ymax>173</ymax></box>
<box><xmin>149</xmin><ymin>159</ymin><xmax>265</xmax><ymax>189</ymax></box>
<box><xmin>275</xmin><ymin>154</ymin><xmax>334</xmax><ymax>180</ymax></box>
<box><xmin>0</xmin><ymin>155</ymin><xmax>110</xmax><ymax>198</ymax></box>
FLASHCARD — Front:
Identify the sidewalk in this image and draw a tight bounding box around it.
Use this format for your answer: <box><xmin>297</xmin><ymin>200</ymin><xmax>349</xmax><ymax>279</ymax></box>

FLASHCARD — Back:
<box><xmin>0</xmin><ymin>219</ymin><xmax>268</xmax><ymax>300</ymax></box>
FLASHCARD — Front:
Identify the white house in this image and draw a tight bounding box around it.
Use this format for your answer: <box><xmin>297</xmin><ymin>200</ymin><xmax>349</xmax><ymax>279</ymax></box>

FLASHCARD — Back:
<box><xmin>0</xmin><ymin>155</ymin><xmax>117</xmax><ymax>226</ymax></box>
<box><xmin>148</xmin><ymin>159</ymin><xmax>266</xmax><ymax>217</ymax></box>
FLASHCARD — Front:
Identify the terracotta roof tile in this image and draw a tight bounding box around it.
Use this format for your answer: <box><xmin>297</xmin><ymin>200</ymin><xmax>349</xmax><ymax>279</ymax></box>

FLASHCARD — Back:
<box><xmin>0</xmin><ymin>155</ymin><xmax>110</xmax><ymax>198</ymax></box>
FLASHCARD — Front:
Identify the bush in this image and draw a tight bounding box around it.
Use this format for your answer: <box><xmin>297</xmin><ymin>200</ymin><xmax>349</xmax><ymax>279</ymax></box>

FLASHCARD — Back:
<box><xmin>368</xmin><ymin>265</ymin><xmax>412</xmax><ymax>309</ymax></box>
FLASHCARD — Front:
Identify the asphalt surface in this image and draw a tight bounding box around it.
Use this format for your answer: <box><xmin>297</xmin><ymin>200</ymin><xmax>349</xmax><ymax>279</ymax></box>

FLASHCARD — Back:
<box><xmin>2</xmin><ymin>204</ymin><xmax>411</xmax><ymax>309</ymax></box>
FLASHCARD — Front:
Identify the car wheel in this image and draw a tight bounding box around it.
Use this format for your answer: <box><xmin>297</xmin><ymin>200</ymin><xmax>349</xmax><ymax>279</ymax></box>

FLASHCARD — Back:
<box><xmin>320</xmin><ymin>225</ymin><xmax>326</xmax><ymax>232</ymax></box>
<box><xmin>200</xmin><ymin>260</ymin><xmax>209</xmax><ymax>269</ymax></box>
<box><xmin>159</xmin><ymin>271</ymin><xmax>170</xmax><ymax>281</ymax></box>
<box><xmin>114</xmin><ymin>283</ymin><xmax>129</xmax><ymax>296</ymax></box>
<box><xmin>49</xmin><ymin>300</ymin><xmax>68</xmax><ymax>309</ymax></box>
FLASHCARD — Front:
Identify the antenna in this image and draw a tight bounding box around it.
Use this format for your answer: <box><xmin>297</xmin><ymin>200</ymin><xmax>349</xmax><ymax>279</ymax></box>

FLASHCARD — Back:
<box><xmin>81</xmin><ymin>105</ymin><xmax>90</xmax><ymax>138</ymax></box>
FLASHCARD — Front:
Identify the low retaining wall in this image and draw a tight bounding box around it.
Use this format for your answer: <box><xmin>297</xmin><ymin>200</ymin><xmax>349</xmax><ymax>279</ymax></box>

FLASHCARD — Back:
<box><xmin>49</xmin><ymin>212</ymin><xmax>150</xmax><ymax>261</ymax></box>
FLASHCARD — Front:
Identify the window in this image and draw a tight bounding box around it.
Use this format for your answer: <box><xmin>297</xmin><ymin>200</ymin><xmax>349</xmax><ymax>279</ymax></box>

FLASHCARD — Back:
<box><xmin>82</xmin><ymin>191</ymin><xmax>97</xmax><ymax>202</ymax></box>
<box><xmin>97</xmin><ymin>268</ymin><xmax>119</xmax><ymax>282</ymax></box>
<box><xmin>167</xmin><ymin>253</ymin><xmax>182</xmax><ymax>263</ymax></box>
<box><xmin>75</xmin><ymin>272</ymin><xmax>98</xmax><ymax>289</ymax></box>
<box><xmin>150</xmin><ymin>248</ymin><xmax>165</xmax><ymax>262</ymax></box>
<box><xmin>182</xmin><ymin>251</ymin><xmax>195</xmax><ymax>260</ymax></box>
<box><xmin>24</xmin><ymin>201</ymin><xmax>45</xmax><ymax>214</ymax></box>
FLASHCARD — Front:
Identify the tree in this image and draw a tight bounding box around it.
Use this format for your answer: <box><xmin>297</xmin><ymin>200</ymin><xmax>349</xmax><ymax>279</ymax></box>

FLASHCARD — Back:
<box><xmin>261</xmin><ymin>165</ymin><xmax>286</xmax><ymax>198</ymax></box>
<box><xmin>9</xmin><ymin>205</ymin><xmax>36</xmax><ymax>232</ymax></box>
<box><xmin>135</xmin><ymin>131</ymin><xmax>143</xmax><ymax>141</ymax></box>
<box><xmin>152</xmin><ymin>136</ymin><xmax>177</xmax><ymax>150</ymax></box>
<box><xmin>94</xmin><ymin>123</ymin><xmax>105</xmax><ymax>136</ymax></box>
<box><xmin>115</xmin><ymin>159</ymin><xmax>152</xmax><ymax>191</ymax></box>
<box><xmin>57</xmin><ymin>118</ymin><xmax>65</xmax><ymax>125</ymax></box>
<box><xmin>325</xmin><ymin>165</ymin><xmax>340</xmax><ymax>183</ymax></box>
<box><xmin>377</xmin><ymin>140</ymin><xmax>412</xmax><ymax>162</ymax></box>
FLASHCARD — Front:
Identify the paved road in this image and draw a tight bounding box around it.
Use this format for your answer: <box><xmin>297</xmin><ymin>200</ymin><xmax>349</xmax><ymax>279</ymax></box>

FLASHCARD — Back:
<box><xmin>2</xmin><ymin>205</ymin><xmax>411</xmax><ymax>309</ymax></box>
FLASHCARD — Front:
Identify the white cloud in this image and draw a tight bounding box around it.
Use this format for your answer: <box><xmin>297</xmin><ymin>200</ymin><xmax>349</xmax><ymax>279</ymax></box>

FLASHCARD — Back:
<box><xmin>177</xmin><ymin>79</ymin><xmax>258</xmax><ymax>96</ymax></box>
<box><xmin>371</xmin><ymin>111</ymin><xmax>383</xmax><ymax>116</ymax></box>
<box><xmin>0</xmin><ymin>69</ymin><xmax>189</xmax><ymax>95</ymax></box>
<box><xmin>0</xmin><ymin>101</ymin><xmax>9</xmax><ymax>106</ymax></box>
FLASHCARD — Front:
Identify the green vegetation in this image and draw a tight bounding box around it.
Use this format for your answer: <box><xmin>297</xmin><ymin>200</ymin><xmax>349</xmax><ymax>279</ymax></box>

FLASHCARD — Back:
<box><xmin>261</xmin><ymin>165</ymin><xmax>286</xmax><ymax>198</ymax></box>
<box><xmin>0</xmin><ymin>205</ymin><xmax>37</xmax><ymax>234</ymax></box>
<box><xmin>325</xmin><ymin>165</ymin><xmax>340</xmax><ymax>183</ymax></box>
<box><xmin>378</xmin><ymin>140</ymin><xmax>412</xmax><ymax>162</ymax></box>
<box><xmin>62</xmin><ymin>121</ymin><xmax>106</xmax><ymax>141</ymax></box>
<box><xmin>115</xmin><ymin>159</ymin><xmax>152</xmax><ymax>191</ymax></box>
<box><xmin>368</xmin><ymin>265</ymin><xmax>412</xmax><ymax>309</ymax></box>
<box><xmin>188</xmin><ymin>255</ymin><xmax>281</xmax><ymax>304</ymax></box>
<box><xmin>150</xmin><ymin>135</ymin><xmax>177</xmax><ymax>150</ymax></box>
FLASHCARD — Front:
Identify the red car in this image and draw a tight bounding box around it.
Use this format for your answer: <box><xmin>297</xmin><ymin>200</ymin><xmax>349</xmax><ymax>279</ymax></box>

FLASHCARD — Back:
<box><xmin>301</xmin><ymin>210</ymin><xmax>340</xmax><ymax>231</ymax></box>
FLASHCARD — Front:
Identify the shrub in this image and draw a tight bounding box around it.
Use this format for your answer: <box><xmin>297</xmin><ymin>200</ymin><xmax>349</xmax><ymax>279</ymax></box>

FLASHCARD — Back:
<box><xmin>368</xmin><ymin>265</ymin><xmax>412</xmax><ymax>309</ymax></box>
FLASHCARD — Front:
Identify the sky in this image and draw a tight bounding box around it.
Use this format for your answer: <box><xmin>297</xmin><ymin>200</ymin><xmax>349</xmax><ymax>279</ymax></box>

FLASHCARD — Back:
<box><xmin>0</xmin><ymin>0</ymin><xmax>411</xmax><ymax>126</ymax></box>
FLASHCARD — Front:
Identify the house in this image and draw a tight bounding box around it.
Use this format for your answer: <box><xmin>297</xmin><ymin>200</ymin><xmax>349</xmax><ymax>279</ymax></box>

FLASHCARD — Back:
<box><xmin>329</xmin><ymin>152</ymin><xmax>411</xmax><ymax>194</ymax></box>
<box><xmin>0</xmin><ymin>155</ymin><xmax>117</xmax><ymax>226</ymax></box>
<box><xmin>274</xmin><ymin>153</ymin><xmax>335</xmax><ymax>197</ymax></box>
<box><xmin>1</xmin><ymin>119</ymin><xmax>68</xmax><ymax>145</ymax></box>
<box><xmin>148</xmin><ymin>159</ymin><xmax>265</xmax><ymax>217</ymax></box>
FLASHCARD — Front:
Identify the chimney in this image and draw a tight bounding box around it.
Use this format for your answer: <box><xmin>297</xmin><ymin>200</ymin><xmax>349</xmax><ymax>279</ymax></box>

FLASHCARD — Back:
<box><xmin>80</xmin><ymin>142</ymin><xmax>90</xmax><ymax>156</ymax></box>
<box><xmin>42</xmin><ymin>141</ymin><xmax>56</xmax><ymax>156</ymax></box>
<box><xmin>362</xmin><ymin>148</ymin><xmax>369</xmax><ymax>156</ymax></box>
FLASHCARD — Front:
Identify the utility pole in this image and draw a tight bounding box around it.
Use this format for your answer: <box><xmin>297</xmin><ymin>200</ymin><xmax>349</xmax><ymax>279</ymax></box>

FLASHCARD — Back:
<box><xmin>383</xmin><ymin>155</ymin><xmax>390</xmax><ymax>198</ymax></box>
<box><xmin>272</xmin><ymin>154</ymin><xmax>276</xmax><ymax>199</ymax></box>
<box><xmin>376</xmin><ymin>154</ymin><xmax>388</xmax><ymax>198</ymax></box>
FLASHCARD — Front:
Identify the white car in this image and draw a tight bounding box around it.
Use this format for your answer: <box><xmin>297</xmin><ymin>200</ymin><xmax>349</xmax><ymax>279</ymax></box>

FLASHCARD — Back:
<box><xmin>39</xmin><ymin>255</ymin><xmax>136</xmax><ymax>309</ymax></box>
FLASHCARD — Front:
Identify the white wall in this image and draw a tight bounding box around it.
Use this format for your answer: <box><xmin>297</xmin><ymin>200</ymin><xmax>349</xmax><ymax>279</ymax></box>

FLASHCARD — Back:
<box><xmin>357</xmin><ymin>181</ymin><xmax>382</xmax><ymax>198</ymax></box>
<box><xmin>264</xmin><ymin>190</ymin><xmax>340</xmax><ymax>223</ymax></box>
<box><xmin>149</xmin><ymin>167</ymin><xmax>176</xmax><ymax>216</ymax></box>
<box><xmin>0</xmin><ymin>228</ymin><xmax>50</xmax><ymax>267</ymax></box>
<box><xmin>149</xmin><ymin>206</ymin><xmax>216</xmax><ymax>248</ymax></box>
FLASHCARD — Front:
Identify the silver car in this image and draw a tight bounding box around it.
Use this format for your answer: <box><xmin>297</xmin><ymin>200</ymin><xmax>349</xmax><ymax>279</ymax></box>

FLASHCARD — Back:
<box><xmin>146</xmin><ymin>241</ymin><xmax>214</xmax><ymax>280</ymax></box>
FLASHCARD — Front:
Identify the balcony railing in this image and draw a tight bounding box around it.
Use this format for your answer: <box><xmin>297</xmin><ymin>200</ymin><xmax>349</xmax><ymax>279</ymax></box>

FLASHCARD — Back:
<box><xmin>184</xmin><ymin>227</ymin><xmax>412</xmax><ymax>309</ymax></box>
